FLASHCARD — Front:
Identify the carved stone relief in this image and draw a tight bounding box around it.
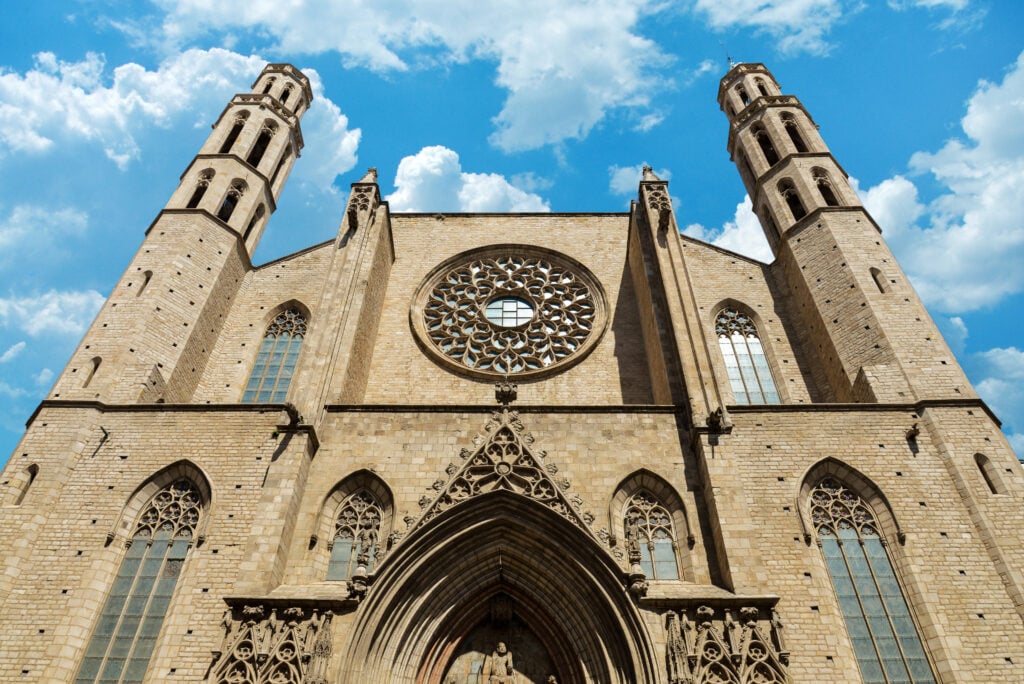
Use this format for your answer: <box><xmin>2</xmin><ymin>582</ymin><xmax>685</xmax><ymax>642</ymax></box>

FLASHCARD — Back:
<box><xmin>408</xmin><ymin>408</ymin><xmax>600</xmax><ymax>540</ymax></box>
<box><xmin>208</xmin><ymin>605</ymin><xmax>333</xmax><ymax>684</ymax></box>
<box><xmin>665</xmin><ymin>605</ymin><xmax>789</xmax><ymax>684</ymax></box>
<box><xmin>410</xmin><ymin>247</ymin><xmax>607</xmax><ymax>378</ymax></box>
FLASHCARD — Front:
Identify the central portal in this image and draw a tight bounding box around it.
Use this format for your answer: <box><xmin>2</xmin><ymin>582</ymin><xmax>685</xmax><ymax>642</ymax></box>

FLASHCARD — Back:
<box><xmin>440</xmin><ymin>595</ymin><xmax>558</xmax><ymax>683</ymax></box>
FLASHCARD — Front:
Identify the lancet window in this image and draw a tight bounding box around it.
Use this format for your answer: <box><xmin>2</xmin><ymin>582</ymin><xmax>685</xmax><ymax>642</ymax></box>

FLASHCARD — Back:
<box><xmin>754</xmin><ymin>126</ymin><xmax>780</xmax><ymax>166</ymax></box>
<box><xmin>242</xmin><ymin>308</ymin><xmax>306</xmax><ymax>403</ymax></box>
<box><xmin>218</xmin><ymin>112</ymin><xmax>248</xmax><ymax>154</ymax></box>
<box><xmin>624</xmin><ymin>491</ymin><xmax>679</xmax><ymax>580</ymax></box>
<box><xmin>186</xmin><ymin>169</ymin><xmax>214</xmax><ymax>209</ymax></box>
<box><xmin>75</xmin><ymin>480</ymin><xmax>202</xmax><ymax>684</ymax></box>
<box><xmin>246</xmin><ymin>120</ymin><xmax>277</xmax><ymax>168</ymax></box>
<box><xmin>756</xmin><ymin>78</ymin><xmax>770</xmax><ymax>97</ymax></box>
<box><xmin>811</xmin><ymin>478</ymin><xmax>936</xmax><ymax>684</ymax></box>
<box><xmin>217</xmin><ymin>180</ymin><xmax>246</xmax><ymax>222</ymax></box>
<box><xmin>715</xmin><ymin>308</ymin><xmax>780</xmax><ymax>405</ymax></box>
<box><xmin>779</xmin><ymin>179</ymin><xmax>806</xmax><ymax>220</ymax></box>
<box><xmin>814</xmin><ymin>168</ymin><xmax>840</xmax><ymax>207</ymax></box>
<box><xmin>327</xmin><ymin>490</ymin><xmax>383</xmax><ymax>580</ymax></box>
<box><xmin>782</xmin><ymin>113</ymin><xmax>808</xmax><ymax>153</ymax></box>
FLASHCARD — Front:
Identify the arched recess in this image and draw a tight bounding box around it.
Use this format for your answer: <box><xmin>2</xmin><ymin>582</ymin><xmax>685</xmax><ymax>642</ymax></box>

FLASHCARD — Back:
<box><xmin>337</xmin><ymin>490</ymin><xmax>657</xmax><ymax>684</ymax></box>
<box><xmin>708</xmin><ymin>298</ymin><xmax>786</xmax><ymax>405</ymax></box>
<box><xmin>4</xmin><ymin>463</ymin><xmax>38</xmax><ymax>506</ymax></box>
<box><xmin>107</xmin><ymin>459</ymin><xmax>213</xmax><ymax>547</ymax></box>
<box><xmin>311</xmin><ymin>469</ymin><xmax>394</xmax><ymax>580</ymax></box>
<box><xmin>609</xmin><ymin>469</ymin><xmax>695</xmax><ymax>581</ymax></box>
<box><xmin>796</xmin><ymin>457</ymin><xmax>904</xmax><ymax>546</ymax></box>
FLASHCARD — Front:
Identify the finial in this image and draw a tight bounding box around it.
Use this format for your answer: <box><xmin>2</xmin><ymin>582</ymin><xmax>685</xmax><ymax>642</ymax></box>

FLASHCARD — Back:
<box><xmin>641</xmin><ymin>165</ymin><xmax>661</xmax><ymax>182</ymax></box>
<box><xmin>357</xmin><ymin>167</ymin><xmax>377</xmax><ymax>184</ymax></box>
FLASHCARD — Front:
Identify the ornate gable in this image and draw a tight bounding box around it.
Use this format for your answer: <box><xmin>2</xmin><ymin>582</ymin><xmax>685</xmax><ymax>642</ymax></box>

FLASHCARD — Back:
<box><xmin>407</xmin><ymin>407</ymin><xmax>602</xmax><ymax>542</ymax></box>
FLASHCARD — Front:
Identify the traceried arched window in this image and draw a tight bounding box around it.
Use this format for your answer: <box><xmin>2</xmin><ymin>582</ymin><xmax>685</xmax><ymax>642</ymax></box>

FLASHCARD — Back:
<box><xmin>715</xmin><ymin>308</ymin><xmax>780</xmax><ymax>405</ymax></box>
<box><xmin>242</xmin><ymin>309</ymin><xmax>307</xmax><ymax>403</ymax></box>
<box><xmin>216</xmin><ymin>180</ymin><xmax>246</xmax><ymax>222</ymax></box>
<box><xmin>754</xmin><ymin>125</ymin><xmax>780</xmax><ymax>166</ymax></box>
<box><xmin>75</xmin><ymin>480</ymin><xmax>202</xmax><ymax>684</ymax></box>
<box><xmin>327</xmin><ymin>490</ymin><xmax>383</xmax><ymax>580</ymax></box>
<box><xmin>779</xmin><ymin>179</ymin><xmax>806</xmax><ymax>220</ymax></box>
<box><xmin>246</xmin><ymin>120</ymin><xmax>277</xmax><ymax>168</ymax></box>
<box><xmin>624</xmin><ymin>491</ymin><xmax>679</xmax><ymax>580</ymax></box>
<box><xmin>218</xmin><ymin>112</ymin><xmax>248</xmax><ymax>154</ymax></box>
<box><xmin>781</xmin><ymin>113</ymin><xmax>808</xmax><ymax>153</ymax></box>
<box><xmin>811</xmin><ymin>478</ymin><xmax>936</xmax><ymax>684</ymax></box>
<box><xmin>756</xmin><ymin>78</ymin><xmax>769</xmax><ymax>97</ymax></box>
<box><xmin>186</xmin><ymin>169</ymin><xmax>214</xmax><ymax>209</ymax></box>
<box><xmin>814</xmin><ymin>168</ymin><xmax>841</xmax><ymax>207</ymax></box>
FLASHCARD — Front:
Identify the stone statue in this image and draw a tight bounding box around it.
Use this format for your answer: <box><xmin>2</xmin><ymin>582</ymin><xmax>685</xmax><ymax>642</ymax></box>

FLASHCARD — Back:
<box><xmin>482</xmin><ymin>641</ymin><xmax>516</xmax><ymax>683</ymax></box>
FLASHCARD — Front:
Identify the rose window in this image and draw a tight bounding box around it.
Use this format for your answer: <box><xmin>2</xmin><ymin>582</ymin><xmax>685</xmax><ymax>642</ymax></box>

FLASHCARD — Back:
<box><xmin>412</xmin><ymin>247</ymin><xmax>607</xmax><ymax>378</ymax></box>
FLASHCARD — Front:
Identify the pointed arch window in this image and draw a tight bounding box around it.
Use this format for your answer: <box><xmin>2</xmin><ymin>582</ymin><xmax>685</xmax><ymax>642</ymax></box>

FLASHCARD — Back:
<box><xmin>811</xmin><ymin>478</ymin><xmax>936</xmax><ymax>684</ymax></box>
<box><xmin>779</xmin><ymin>180</ymin><xmax>806</xmax><ymax>220</ymax></box>
<box><xmin>217</xmin><ymin>180</ymin><xmax>246</xmax><ymax>222</ymax></box>
<box><xmin>624</xmin><ymin>492</ymin><xmax>679</xmax><ymax>580</ymax></box>
<box><xmin>782</xmin><ymin>113</ymin><xmax>808</xmax><ymax>153</ymax></box>
<box><xmin>246</xmin><ymin>121</ymin><xmax>277</xmax><ymax>168</ymax></box>
<box><xmin>754</xmin><ymin>126</ymin><xmax>780</xmax><ymax>166</ymax></box>
<box><xmin>756</xmin><ymin>78</ymin><xmax>769</xmax><ymax>97</ymax></box>
<box><xmin>327</xmin><ymin>490</ymin><xmax>383</xmax><ymax>580</ymax></box>
<box><xmin>715</xmin><ymin>308</ymin><xmax>779</xmax><ymax>405</ymax></box>
<box><xmin>242</xmin><ymin>309</ymin><xmax>306</xmax><ymax>403</ymax></box>
<box><xmin>75</xmin><ymin>480</ymin><xmax>202</xmax><ymax>684</ymax></box>
<box><xmin>218</xmin><ymin>112</ymin><xmax>248</xmax><ymax>154</ymax></box>
<box><xmin>186</xmin><ymin>169</ymin><xmax>214</xmax><ymax>209</ymax></box>
<box><xmin>262</xmin><ymin>77</ymin><xmax>275</xmax><ymax>95</ymax></box>
<box><xmin>736</xmin><ymin>85</ymin><xmax>750</xmax><ymax>106</ymax></box>
<box><xmin>814</xmin><ymin>168</ymin><xmax>841</xmax><ymax>207</ymax></box>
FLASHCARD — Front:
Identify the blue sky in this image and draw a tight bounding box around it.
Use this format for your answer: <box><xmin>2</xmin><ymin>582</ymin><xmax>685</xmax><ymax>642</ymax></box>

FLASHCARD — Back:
<box><xmin>0</xmin><ymin>1</ymin><xmax>1021</xmax><ymax>460</ymax></box>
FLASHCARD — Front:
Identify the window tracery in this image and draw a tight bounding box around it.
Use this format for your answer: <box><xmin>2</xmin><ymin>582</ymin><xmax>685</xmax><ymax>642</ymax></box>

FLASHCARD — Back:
<box><xmin>327</xmin><ymin>490</ymin><xmax>383</xmax><ymax>580</ymax></box>
<box><xmin>186</xmin><ymin>169</ymin><xmax>214</xmax><ymax>209</ymax></box>
<box><xmin>75</xmin><ymin>480</ymin><xmax>202</xmax><ymax>684</ymax></box>
<box><xmin>754</xmin><ymin>126</ymin><xmax>779</xmax><ymax>166</ymax></box>
<box><xmin>246</xmin><ymin>120</ymin><xmax>277</xmax><ymax>168</ymax></box>
<box><xmin>778</xmin><ymin>180</ymin><xmax>806</xmax><ymax>220</ymax></box>
<box><xmin>412</xmin><ymin>248</ymin><xmax>606</xmax><ymax>378</ymax></box>
<box><xmin>242</xmin><ymin>309</ymin><xmax>307</xmax><ymax>403</ymax></box>
<box><xmin>715</xmin><ymin>308</ymin><xmax>780</xmax><ymax>405</ymax></box>
<box><xmin>219</xmin><ymin>112</ymin><xmax>249</xmax><ymax>154</ymax></box>
<box><xmin>624</xmin><ymin>491</ymin><xmax>679</xmax><ymax>580</ymax></box>
<box><xmin>811</xmin><ymin>478</ymin><xmax>935</xmax><ymax>684</ymax></box>
<box><xmin>813</xmin><ymin>168</ymin><xmax>840</xmax><ymax>207</ymax></box>
<box><xmin>217</xmin><ymin>180</ymin><xmax>247</xmax><ymax>222</ymax></box>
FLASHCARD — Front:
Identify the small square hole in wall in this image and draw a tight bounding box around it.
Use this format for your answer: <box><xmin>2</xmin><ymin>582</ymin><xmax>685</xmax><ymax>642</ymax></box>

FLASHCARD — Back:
<box><xmin>940</xmin><ymin>532</ymin><xmax>948</xmax><ymax>538</ymax></box>
<box><xmin>777</xmin><ymin>476</ymin><xmax>785</xmax><ymax>482</ymax></box>
<box><xmin>959</xmin><ymin>570</ymin><xmax>967</xmax><ymax>576</ymax></box>
<box><xmin>825</xmin><ymin>656</ymin><xmax>834</xmax><ymax>663</ymax></box>
<box><xmin>919</xmin><ymin>501</ymin><xmax>927</xmax><ymax>507</ymax></box>
<box><xmin>782</xmin><ymin>506</ymin><xmax>791</xmax><ymax>512</ymax></box>
<box><xmin>977</xmin><ymin>613</ymin><xmax>985</xmax><ymax>619</ymax></box>
<box><xmin>187</xmin><ymin>629</ymin><xmax>193</xmax><ymax>635</ymax></box>
<box><xmin>1006</xmin><ymin>657</ymin><xmax>1014</xmax><ymax>664</ymax></box>
<box><xmin>61</xmin><ymin>589</ymin><xmax>68</xmax><ymax>594</ymax></box>
<box><xmin>803</xmin><ymin>572</ymin><xmax>811</xmax><ymax>578</ymax></box>
<box><xmin>896</xmin><ymin>472</ymin><xmax>903</xmax><ymax>477</ymax></box>
<box><xmin>201</xmin><ymin>588</ymin><xmax>209</xmax><ymax>593</ymax></box>
<box><xmin>235</xmin><ymin>484</ymin><xmax>242</xmax><ymax>489</ymax></box>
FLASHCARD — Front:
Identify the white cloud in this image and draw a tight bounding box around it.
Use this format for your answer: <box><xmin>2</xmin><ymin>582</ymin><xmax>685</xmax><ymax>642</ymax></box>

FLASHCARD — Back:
<box><xmin>153</xmin><ymin>1</ymin><xmax>671</xmax><ymax>151</ymax></box>
<box><xmin>0</xmin><ymin>290</ymin><xmax>105</xmax><ymax>337</ymax></box>
<box><xmin>683</xmin><ymin>195</ymin><xmax>774</xmax><ymax>263</ymax></box>
<box><xmin>0</xmin><ymin>49</ymin><xmax>360</xmax><ymax>187</ymax></box>
<box><xmin>936</xmin><ymin>315</ymin><xmax>968</xmax><ymax>355</ymax></box>
<box><xmin>0</xmin><ymin>341</ymin><xmax>25</xmax><ymax>363</ymax></box>
<box><xmin>386</xmin><ymin>146</ymin><xmax>550</xmax><ymax>213</ymax></box>
<box><xmin>974</xmin><ymin>346</ymin><xmax>1024</xmax><ymax>457</ymax></box>
<box><xmin>34</xmin><ymin>368</ymin><xmax>53</xmax><ymax>387</ymax></box>
<box><xmin>683</xmin><ymin>59</ymin><xmax>717</xmax><ymax>86</ymax></box>
<box><xmin>608</xmin><ymin>163</ymin><xmax>672</xmax><ymax>196</ymax></box>
<box><xmin>0</xmin><ymin>380</ymin><xmax>27</xmax><ymax>399</ymax></box>
<box><xmin>691</xmin><ymin>0</ymin><xmax>851</xmax><ymax>56</ymax></box>
<box><xmin>0</xmin><ymin>205</ymin><xmax>88</xmax><ymax>252</ymax></box>
<box><xmin>859</xmin><ymin>51</ymin><xmax>1024</xmax><ymax>313</ymax></box>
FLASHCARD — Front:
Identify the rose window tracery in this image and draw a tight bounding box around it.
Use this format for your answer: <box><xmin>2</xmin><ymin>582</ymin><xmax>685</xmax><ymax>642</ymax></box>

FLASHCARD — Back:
<box><xmin>413</xmin><ymin>247</ymin><xmax>607</xmax><ymax>378</ymax></box>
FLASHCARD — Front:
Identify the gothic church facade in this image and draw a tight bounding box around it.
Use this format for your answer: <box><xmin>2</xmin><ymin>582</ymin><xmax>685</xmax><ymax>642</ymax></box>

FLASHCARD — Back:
<box><xmin>0</xmin><ymin>62</ymin><xmax>1021</xmax><ymax>683</ymax></box>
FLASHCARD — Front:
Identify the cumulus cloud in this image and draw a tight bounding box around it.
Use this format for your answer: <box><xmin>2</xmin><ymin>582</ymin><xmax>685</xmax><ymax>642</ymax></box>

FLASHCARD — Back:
<box><xmin>0</xmin><ymin>290</ymin><xmax>105</xmax><ymax>337</ymax></box>
<box><xmin>859</xmin><ymin>51</ymin><xmax>1024</xmax><ymax>313</ymax></box>
<box><xmin>0</xmin><ymin>48</ymin><xmax>359</xmax><ymax>186</ymax></box>
<box><xmin>683</xmin><ymin>195</ymin><xmax>774</xmax><ymax>263</ymax></box>
<box><xmin>34</xmin><ymin>368</ymin><xmax>53</xmax><ymax>387</ymax></box>
<box><xmin>974</xmin><ymin>346</ymin><xmax>1024</xmax><ymax>457</ymax></box>
<box><xmin>0</xmin><ymin>205</ymin><xmax>88</xmax><ymax>256</ymax></box>
<box><xmin>386</xmin><ymin>146</ymin><xmax>550</xmax><ymax>212</ymax></box>
<box><xmin>152</xmin><ymin>1</ymin><xmax>671</xmax><ymax>151</ymax></box>
<box><xmin>608</xmin><ymin>163</ymin><xmax>671</xmax><ymax>196</ymax></box>
<box><xmin>0</xmin><ymin>341</ymin><xmax>25</xmax><ymax>363</ymax></box>
<box><xmin>691</xmin><ymin>0</ymin><xmax>851</xmax><ymax>56</ymax></box>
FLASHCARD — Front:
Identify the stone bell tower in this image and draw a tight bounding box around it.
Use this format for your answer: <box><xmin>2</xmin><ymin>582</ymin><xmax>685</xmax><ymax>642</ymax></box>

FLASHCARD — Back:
<box><xmin>49</xmin><ymin>64</ymin><xmax>312</xmax><ymax>406</ymax></box>
<box><xmin>718</xmin><ymin>62</ymin><xmax>971</xmax><ymax>403</ymax></box>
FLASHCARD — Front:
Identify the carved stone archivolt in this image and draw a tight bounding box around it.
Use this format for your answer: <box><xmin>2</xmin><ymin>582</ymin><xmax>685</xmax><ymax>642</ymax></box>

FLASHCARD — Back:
<box><xmin>410</xmin><ymin>246</ymin><xmax>607</xmax><ymax>378</ymax></box>
<box><xmin>408</xmin><ymin>408</ymin><xmax>599</xmax><ymax>540</ymax></box>
<box><xmin>665</xmin><ymin>605</ymin><xmax>789</xmax><ymax>684</ymax></box>
<box><xmin>208</xmin><ymin>605</ymin><xmax>333</xmax><ymax>684</ymax></box>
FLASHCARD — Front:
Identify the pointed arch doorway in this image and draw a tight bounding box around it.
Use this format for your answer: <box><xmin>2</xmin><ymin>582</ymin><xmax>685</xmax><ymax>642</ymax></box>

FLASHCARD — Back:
<box><xmin>336</xmin><ymin>491</ymin><xmax>658</xmax><ymax>684</ymax></box>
